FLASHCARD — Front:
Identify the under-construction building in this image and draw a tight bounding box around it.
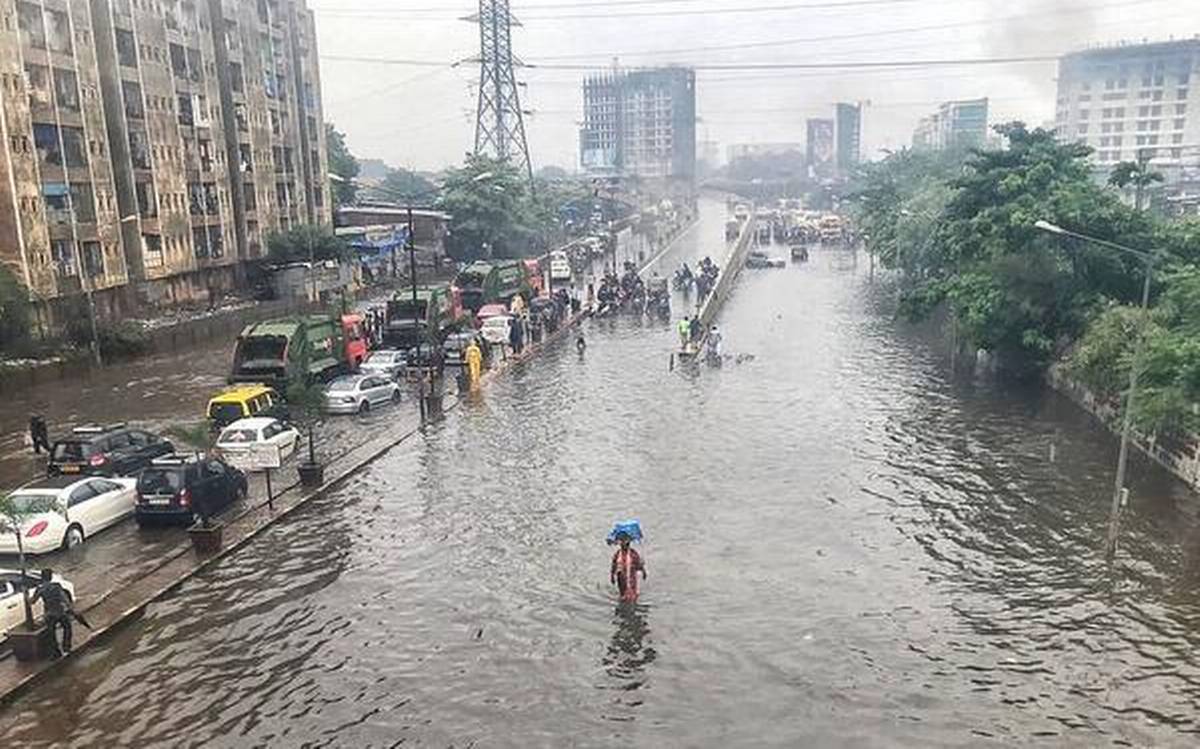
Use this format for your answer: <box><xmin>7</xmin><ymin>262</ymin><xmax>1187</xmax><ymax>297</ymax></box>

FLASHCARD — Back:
<box><xmin>580</xmin><ymin>67</ymin><xmax>696</xmax><ymax>181</ymax></box>
<box><xmin>0</xmin><ymin>0</ymin><xmax>330</xmax><ymax>325</ymax></box>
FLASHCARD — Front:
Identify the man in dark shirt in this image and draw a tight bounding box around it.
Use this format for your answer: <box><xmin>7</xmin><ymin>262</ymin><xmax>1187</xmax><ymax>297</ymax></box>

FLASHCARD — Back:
<box><xmin>31</xmin><ymin>570</ymin><xmax>75</xmax><ymax>657</ymax></box>
<box><xmin>29</xmin><ymin>415</ymin><xmax>50</xmax><ymax>454</ymax></box>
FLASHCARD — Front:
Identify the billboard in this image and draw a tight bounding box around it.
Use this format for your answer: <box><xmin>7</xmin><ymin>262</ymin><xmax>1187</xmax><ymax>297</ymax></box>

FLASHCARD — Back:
<box><xmin>836</xmin><ymin>103</ymin><xmax>861</xmax><ymax>172</ymax></box>
<box><xmin>807</xmin><ymin>119</ymin><xmax>835</xmax><ymax>178</ymax></box>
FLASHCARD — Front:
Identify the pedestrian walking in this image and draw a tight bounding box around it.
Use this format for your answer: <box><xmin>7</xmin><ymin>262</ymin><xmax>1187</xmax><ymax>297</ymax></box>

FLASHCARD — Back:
<box><xmin>465</xmin><ymin>339</ymin><xmax>483</xmax><ymax>388</ymax></box>
<box><xmin>29</xmin><ymin>415</ymin><xmax>50</xmax><ymax>455</ymax></box>
<box><xmin>677</xmin><ymin>316</ymin><xmax>691</xmax><ymax>349</ymax></box>
<box><xmin>610</xmin><ymin>533</ymin><xmax>646</xmax><ymax>604</ymax></box>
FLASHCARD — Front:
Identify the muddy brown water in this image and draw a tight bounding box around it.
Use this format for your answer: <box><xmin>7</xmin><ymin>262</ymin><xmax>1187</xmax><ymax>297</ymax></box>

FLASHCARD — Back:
<box><xmin>2</xmin><ymin>198</ymin><xmax>1199</xmax><ymax>747</ymax></box>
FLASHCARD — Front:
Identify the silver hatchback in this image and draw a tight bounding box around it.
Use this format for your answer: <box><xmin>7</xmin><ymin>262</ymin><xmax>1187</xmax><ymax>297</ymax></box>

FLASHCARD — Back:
<box><xmin>322</xmin><ymin>374</ymin><xmax>402</xmax><ymax>415</ymax></box>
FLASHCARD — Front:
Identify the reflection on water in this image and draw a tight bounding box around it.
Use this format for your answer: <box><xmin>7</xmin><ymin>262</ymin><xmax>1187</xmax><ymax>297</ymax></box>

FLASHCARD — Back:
<box><xmin>2</xmin><ymin>198</ymin><xmax>1200</xmax><ymax>748</ymax></box>
<box><xmin>600</xmin><ymin>603</ymin><xmax>656</xmax><ymax>722</ymax></box>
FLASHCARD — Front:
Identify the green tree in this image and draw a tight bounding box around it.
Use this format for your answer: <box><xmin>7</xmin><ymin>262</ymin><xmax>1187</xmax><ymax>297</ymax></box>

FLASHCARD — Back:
<box><xmin>378</xmin><ymin>167</ymin><xmax>436</xmax><ymax>203</ymax></box>
<box><xmin>326</xmin><ymin>123</ymin><xmax>359</xmax><ymax>208</ymax></box>
<box><xmin>0</xmin><ymin>265</ymin><xmax>32</xmax><ymax>356</ymax></box>
<box><xmin>266</xmin><ymin>225</ymin><xmax>348</xmax><ymax>264</ymax></box>
<box><xmin>437</xmin><ymin>155</ymin><xmax>534</xmax><ymax>260</ymax></box>
<box><xmin>898</xmin><ymin>123</ymin><xmax>1154</xmax><ymax>373</ymax></box>
<box><xmin>1108</xmin><ymin>158</ymin><xmax>1164</xmax><ymax>211</ymax></box>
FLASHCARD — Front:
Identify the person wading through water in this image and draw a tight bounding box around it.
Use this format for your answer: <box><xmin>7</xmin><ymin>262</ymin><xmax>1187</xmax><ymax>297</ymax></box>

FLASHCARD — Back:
<box><xmin>31</xmin><ymin>569</ymin><xmax>91</xmax><ymax>657</ymax></box>
<box><xmin>610</xmin><ymin>532</ymin><xmax>647</xmax><ymax>603</ymax></box>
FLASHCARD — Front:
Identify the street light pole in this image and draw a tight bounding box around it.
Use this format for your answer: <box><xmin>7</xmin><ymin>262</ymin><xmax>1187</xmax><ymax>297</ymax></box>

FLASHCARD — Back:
<box><xmin>407</xmin><ymin>206</ymin><xmax>419</xmax><ymax>360</ymax></box>
<box><xmin>1035</xmin><ymin>220</ymin><xmax>1157</xmax><ymax>557</ymax></box>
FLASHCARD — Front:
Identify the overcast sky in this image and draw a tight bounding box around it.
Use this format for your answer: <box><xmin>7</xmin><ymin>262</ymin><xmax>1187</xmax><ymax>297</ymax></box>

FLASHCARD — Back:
<box><xmin>312</xmin><ymin>0</ymin><xmax>1197</xmax><ymax>172</ymax></box>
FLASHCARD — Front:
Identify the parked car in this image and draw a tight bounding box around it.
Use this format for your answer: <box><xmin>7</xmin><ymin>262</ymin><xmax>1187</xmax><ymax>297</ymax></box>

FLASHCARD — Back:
<box><xmin>47</xmin><ymin>424</ymin><xmax>174</xmax><ymax>478</ymax></box>
<box><xmin>442</xmin><ymin>331</ymin><xmax>480</xmax><ymax>367</ymax></box>
<box><xmin>745</xmin><ymin>251</ymin><xmax>785</xmax><ymax>269</ymax></box>
<box><xmin>0</xmin><ymin>476</ymin><xmax>137</xmax><ymax>554</ymax></box>
<box><xmin>480</xmin><ymin>314</ymin><xmax>514</xmax><ymax>346</ymax></box>
<box><xmin>322</xmin><ymin>374</ymin><xmax>402</xmax><ymax>415</ymax></box>
<box><xmin>135</xmin><ymin>454</ymin><xmax>248</xmax><ymax>527</ymax></box>
<box><xmin>359</xmin><ymin>349</ymin><xmax>407</xmax><ymax>381</ymax></box>
<box><xmin>215</xmin><ymin>417</ymin><xmax>300</xmax><ymax>465</ymax></box>
<box><xmin>1</xmin><ymin>569</ymin><xmax>75</xmax><ymax>637</ymax></box>
<box><xmin>206</xmin><ymin>384</ymin><xmax>283</xmax><ymax>431</ymax></box>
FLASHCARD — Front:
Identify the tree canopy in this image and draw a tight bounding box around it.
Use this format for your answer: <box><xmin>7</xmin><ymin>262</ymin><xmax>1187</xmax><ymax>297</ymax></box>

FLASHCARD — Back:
<box><xmin>326</xmin><ymin>123</ymin><xmax>359</xmax><ymax>208</ymax></box>
<box><xmin>266</xmin><ymin>225</ymin><xmax>348</xmax><ymax>264</ymax></box>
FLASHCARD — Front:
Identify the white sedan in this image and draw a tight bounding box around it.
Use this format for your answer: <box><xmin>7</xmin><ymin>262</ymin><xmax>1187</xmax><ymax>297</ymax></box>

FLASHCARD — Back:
<box><xmin>216</xmin><ymin>417</ymin><xmax>300</xmax><ymax>469</ymax></box>
<box><xmin>0</xmin><ymin>569</ymin><xmax>75</xmax><ymax>637</ymax></box>
<box><xmin>0</xmin><ymin>476</ymin><xmax>137</xmax><ymax>555</ymax></box>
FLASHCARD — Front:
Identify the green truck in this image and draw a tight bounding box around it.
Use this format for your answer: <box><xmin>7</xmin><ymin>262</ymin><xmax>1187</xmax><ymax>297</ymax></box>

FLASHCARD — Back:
<box><xmin>453</xmin><ymin>260</ymin><xmax>531</xmax><ymax>313</ymax></box>
<box><xmin>229</xmin><ymin>315</ymin><xmax>348</xmax><ymax>387</ymax></box>
<box><xmin>384</xmin><ymin>284</ymin><xmax>466</xmax><ymax>352</ymax></box>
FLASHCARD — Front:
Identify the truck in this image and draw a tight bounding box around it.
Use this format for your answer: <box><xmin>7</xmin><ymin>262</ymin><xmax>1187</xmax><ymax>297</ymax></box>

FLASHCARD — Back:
<box><xmin>452</xmin><ymin>260</ymin><xmax>531</xmax><ymax>313</ymax></box>
<box><xmin>229</xmin><ymin>315</ymin><xmax>350</xmax><ymax>387</ymax></box>
<box><xmin>819</xmin><ymin>214</ymin><xmax>845</xmax><ymax>244</ymax></box>
<box><xmin>384</xmin><ymin>284</ymin><xmax>465</xmax><ymax>353</ymax></box>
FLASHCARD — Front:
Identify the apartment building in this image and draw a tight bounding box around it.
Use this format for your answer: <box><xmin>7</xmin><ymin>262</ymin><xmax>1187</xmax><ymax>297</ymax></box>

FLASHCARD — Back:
<box><xmin>1</xmin><ymin>0</ymin><xmax>129</xmax><ymax>317</ymax></box>
<box><xmin>579</xmin><ymin>67</ymin><xmax>696</xmax><ymax>181</ymax></box>
<box><xmin>0</xmin><ymin>0</ymin><xmax>330</xmax><ymax>325</ymax></box>
<box><xmin>1055</xmin><ymin>39</ymin><xmax>1200</xmax><ymax>168</ymax></box>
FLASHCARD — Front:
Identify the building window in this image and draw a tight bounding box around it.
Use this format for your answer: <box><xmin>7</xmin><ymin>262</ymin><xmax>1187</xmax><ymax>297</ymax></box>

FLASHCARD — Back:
<box><xmin>238</xmin><ymin>143</ymin><xmax>253</xmax><ymax>172</ymax></box>
<box><xmin>53</xmin><ymin>68</ymin><xmax>79</xmax><ymax>111</ymax></box>
<box><xmin>1176</xmin><ymin>103</ymin><xmax>1187</xmax><ymax>115</ymax></box>
<box><xmin>115</xmin><ymin>28</ymin><xmax>137</xmax><ymax>67</ymax></box>
<box><xmin>186</xmin><ymin>48</ymin><xmax>203</xmax><ymax>83</ymax></box>
<box><xmin>24</xmin><ymin>64</ymin><xmax>51</xmax><ymax>107</ymax></box>
<box><xmin>169</xmin><ymin>43</ymin><xmax>187</xmax><ymax>78</ymax></box>
<box><xmin>45</xmin><ymin>8</ymin><xmax>71</xmax><ymax>55</ymax></box>
<box><xmin>230</xmin><ymin>62</ymin><xmax>244</xmax><ymax>93</ymax></box>
<box><xmin>69</xmin><ymin>182</ymin><xmax>95</xmax><ymax>222</ymax></box>
<box><xmin>142</xmin><ymin>234</ymin><xmax>164</xmax><ymax>268</ymax></box>
<box><xmin>1077</xmin><ymin>124</ymin><xmax>1089</xmax><ymax>134</ymax></box>
<box><xmin>177</xmin><ymin>94</ymin><xmax>193</xmax><ymax>126</ymax></box>
<box><xmin>234</xmin><ymin>102</ymin><xmax>248</xmax><ymax>132</ymax></box>
<box><xmin>1079</xmin><ymin>109</ymin><xmax>1089</xmax><ymax>120</ymax></box>
<box><xmin>1178</xmin><ymin>88</ymin><xmax>1189</xmax><ymax>100</ymax></box>
<box><xmin>193</xmin><ymin>227</ymin><xmax>210</xmax><ymax>258</ymax></box>
<box><xmin>81</xmin><ymin>241</ymin><xmax>104</xmax><ymax>277</ymax></box>
<box><xmin>51</xmin><ymin>239</ymin><xmax>76</xmax><ymax>278</ymax></box>
<box><xmin>135</xmin><ymin>180</ymin><xmax>156</xmax><ymax>217</ymax></box>
<box><xmin>17</xmin><ymin>2</ymin><xmax>46</xmax><ymax>49</ymax></box>
<box><xmin>122</xmin><ymin>81</ymin><xmax>144</xmax><ymax>119</ymax></box>
<box><xmin>128</xmin><ymin>127</ymin><xmax>150</xmax><ymax>169</ymax></box>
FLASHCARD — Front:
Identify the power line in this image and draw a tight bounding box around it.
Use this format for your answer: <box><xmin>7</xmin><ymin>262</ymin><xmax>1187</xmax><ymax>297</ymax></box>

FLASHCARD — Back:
<box><xmin>312</xmin><ymin>0</ymin><xmax>924</xmax><ymax>15</ymax></box>
<box><xmin>315</xmin><ymin>0</ymin><xmax>930</xmax><ymax>21</ymax></box>
<box><xmin>523</xmin><ymin>0</ymin><xmax>1163</xmax><ymax>60</ymax></box>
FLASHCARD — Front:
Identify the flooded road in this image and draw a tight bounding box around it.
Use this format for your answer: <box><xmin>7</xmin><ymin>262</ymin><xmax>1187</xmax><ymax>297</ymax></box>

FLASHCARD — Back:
<box><xmin>3</xmin><ymin>198</ymin><xmax>1200</xmax><ymax>747</ymax></box>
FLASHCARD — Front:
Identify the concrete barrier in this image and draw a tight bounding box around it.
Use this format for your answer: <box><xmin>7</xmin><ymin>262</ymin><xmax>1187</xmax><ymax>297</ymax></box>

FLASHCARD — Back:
<box><xmin>698</xmin><ymin>210</ymin><xmax>757</xmax><ymax>329</ymax></box>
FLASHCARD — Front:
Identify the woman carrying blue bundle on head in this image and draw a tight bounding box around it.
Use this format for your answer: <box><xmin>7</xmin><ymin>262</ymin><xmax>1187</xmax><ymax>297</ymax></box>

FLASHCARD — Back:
<box><xmin>606</xmin><ymin>521</ymin><xmax>646</xmax><ymax>603</ymax></box>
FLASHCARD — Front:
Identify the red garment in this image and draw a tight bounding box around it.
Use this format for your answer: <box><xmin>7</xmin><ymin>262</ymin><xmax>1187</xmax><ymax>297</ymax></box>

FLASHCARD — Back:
<box><xmin>611</xmin><ymin>547</ymin><xmax>645</xmax><ymax>602</ymax></box>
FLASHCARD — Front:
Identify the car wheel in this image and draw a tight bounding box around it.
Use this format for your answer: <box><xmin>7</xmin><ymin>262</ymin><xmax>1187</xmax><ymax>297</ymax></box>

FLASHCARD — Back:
<box><xmin>62</xmin><ymin>525</ymin><xmax>84</xmax><ymax>550</ymax></box>
<box><xmin>358</xmin><ymin>399</ymin><xmax>370</xmax><ymax>414</ymax></box>
<box><xmin>391</xmin><ymin>389</ymin><xmax>401</xmax><ymax>403</ymax></box>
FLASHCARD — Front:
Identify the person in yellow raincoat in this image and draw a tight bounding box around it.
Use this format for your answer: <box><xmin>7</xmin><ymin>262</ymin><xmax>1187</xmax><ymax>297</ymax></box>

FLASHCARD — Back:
<box><xmin>465</xmin><ymin>338</ymin><xmax>483</xmax><ymax>388</ymax></box>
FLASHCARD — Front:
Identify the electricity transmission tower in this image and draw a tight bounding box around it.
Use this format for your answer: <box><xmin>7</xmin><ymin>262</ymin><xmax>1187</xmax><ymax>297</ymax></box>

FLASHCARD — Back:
<box><xmin>468</xmin><ymin>0</ymin><xmax>534</xmax><ymax>182</ymax></box>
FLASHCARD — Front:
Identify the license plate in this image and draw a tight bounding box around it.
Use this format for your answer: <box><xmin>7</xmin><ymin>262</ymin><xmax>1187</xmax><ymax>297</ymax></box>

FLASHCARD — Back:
<box><xmin>147</xmin><ymin>497</ymin><xmax>172</xmax><ymax>506</ymax></box>
<box><xmin>60</xmin><ymin>465</ymin><xmax>80</xmax><ymax>474</ymax></box>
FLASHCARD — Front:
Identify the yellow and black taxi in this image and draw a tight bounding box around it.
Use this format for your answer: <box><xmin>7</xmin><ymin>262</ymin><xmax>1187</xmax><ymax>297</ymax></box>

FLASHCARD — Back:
<box><xmin>47</xmin><ymin>423</ymin><xmax>175</xmax><ymax>478</ymax></box>
<box><xmin>206</xmin><ymin>384</ymin><xmax>283</xmax><ymax>430</ymax></box>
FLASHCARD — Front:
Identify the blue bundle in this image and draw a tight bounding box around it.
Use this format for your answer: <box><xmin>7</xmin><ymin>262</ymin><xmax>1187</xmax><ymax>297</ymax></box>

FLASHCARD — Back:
<box><xmin>606</xmin><ymin>520</ymin><xmax>644</xmax><ymax>544</ymax></box>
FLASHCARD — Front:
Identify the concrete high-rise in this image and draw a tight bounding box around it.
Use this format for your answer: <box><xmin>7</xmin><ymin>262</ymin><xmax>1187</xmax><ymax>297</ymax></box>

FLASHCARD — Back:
<box><xmin>1054</xmin><ymin>39</ymin><xmax>1200</xmax><ymax>167</ymax></box>
<box><xmin>912</xmin><ymin>98</ymin><xmax>989</xmax><ymax>151</ymax></box>
<box><xmin>579</xmin><ymin>67</ymin><xmax>696</xmax><ymax>181</ymax></box>
<box><xmin>0</xmin><ymin>0</ymin><xmax>331</xmax><ymax>325</ymax></box>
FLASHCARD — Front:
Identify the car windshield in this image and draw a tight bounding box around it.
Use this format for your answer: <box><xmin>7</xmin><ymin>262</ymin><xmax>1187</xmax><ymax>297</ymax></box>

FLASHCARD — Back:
<box><xmin>365</xmin><ymin>353</ymin><xmax>395</xmax><ymax>364</ymax></box>
<box><xmin>139</xmin><ymin>469</ymin><xmax>183</xmax><ymax>494</ymax></box>
<box><xmin>328</xmin><ymin>379</ymin><xmax>359</xmax><ymax>391</ymax></box>
<box><xmin>218</xmin><ymin>428</ymin><xmax>258</xmax><ymax>443</ymax></box>
<box><xmin>51</xmin><ymin>440</ymin><xmax>93</xmax><ymax>461</ymax></box>
<box><xmin>208</xmin><ymin>402</ymin><xmax>245</xmax><ymax>423</ymax></box>
<box><xmin>8</xmin><ymin>492</ymin><xmax>61</xmax><ymax>513</ymax></box>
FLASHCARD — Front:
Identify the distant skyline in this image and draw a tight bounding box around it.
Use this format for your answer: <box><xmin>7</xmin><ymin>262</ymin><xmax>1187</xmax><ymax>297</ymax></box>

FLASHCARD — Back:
<box><xmin>313</xmin><ymin>0</ymin><xmax>1197</xmax><ymax>171</ymax></box>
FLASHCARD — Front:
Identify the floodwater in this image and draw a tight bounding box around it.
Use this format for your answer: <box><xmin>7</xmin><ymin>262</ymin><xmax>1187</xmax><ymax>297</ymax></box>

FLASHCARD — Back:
<box><xmin>3</xmin><ymin>197</ymin><xmax>1200</xmax><ymax>747</ymax></box>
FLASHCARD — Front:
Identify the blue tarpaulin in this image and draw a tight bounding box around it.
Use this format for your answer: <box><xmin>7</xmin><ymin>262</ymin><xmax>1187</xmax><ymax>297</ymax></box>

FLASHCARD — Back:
<box><xmin>606</xmin><ymin>520</ymin><xmax>643</xmax><ymax>544</ymax></box>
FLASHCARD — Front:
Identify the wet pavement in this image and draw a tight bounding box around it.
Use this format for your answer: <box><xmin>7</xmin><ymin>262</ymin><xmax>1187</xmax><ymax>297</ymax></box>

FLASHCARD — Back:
<box><xmin>3</xmin><ymin>197</ymin><xmax>1200</xmax><ymax>747</ymax></box>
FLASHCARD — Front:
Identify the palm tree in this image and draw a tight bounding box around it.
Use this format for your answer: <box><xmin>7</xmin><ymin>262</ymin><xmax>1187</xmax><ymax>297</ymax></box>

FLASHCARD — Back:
<box><xmin>1108</xmin><ymin>156</ymin><xmax>1164</xmax><ymax>211</ymax></box>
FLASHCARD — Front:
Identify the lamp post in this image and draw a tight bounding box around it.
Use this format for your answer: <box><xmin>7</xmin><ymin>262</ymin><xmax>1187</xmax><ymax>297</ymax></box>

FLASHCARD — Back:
<box><xmin>1035</xmin><ymin>219</ymin><xmax>1157</xmax><ymax>557</ymax></box>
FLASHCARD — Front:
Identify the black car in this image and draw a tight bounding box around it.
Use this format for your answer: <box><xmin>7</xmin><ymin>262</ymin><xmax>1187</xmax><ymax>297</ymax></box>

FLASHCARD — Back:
<box><xmin>48</xmin><ymin>424</ymin><xmax>175</xmax><ymax>478</ymax></box>
<box><xmin>134</xmin><ymin>454</ymin><xmax>247</xmax><ymax>527</ymax></box>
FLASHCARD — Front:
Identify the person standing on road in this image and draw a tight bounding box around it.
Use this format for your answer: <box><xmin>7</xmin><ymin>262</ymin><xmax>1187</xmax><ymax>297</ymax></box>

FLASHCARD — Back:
<box><xmin>29</xmin><ymin>414</ymin><xmax>50</xmax><ymax>455</ymax></box>
<box><xmin>678</xmin><ymin>316</ymin><xmax>691</xmax><ymax>349</ymax></box>
<box><xmin>465</xmin><ymin>339</ymin><xmax>483</xmax><ymax>388</ymax></box>
<box><xmin>610</xmin><ymin>533</ymin><xmax>646</xmax><ymax>604</ymax></box>
<box><xmin>689</xmin><ymin>316</ymin><xmax>702</xmax><ymax>343</ymax></box>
